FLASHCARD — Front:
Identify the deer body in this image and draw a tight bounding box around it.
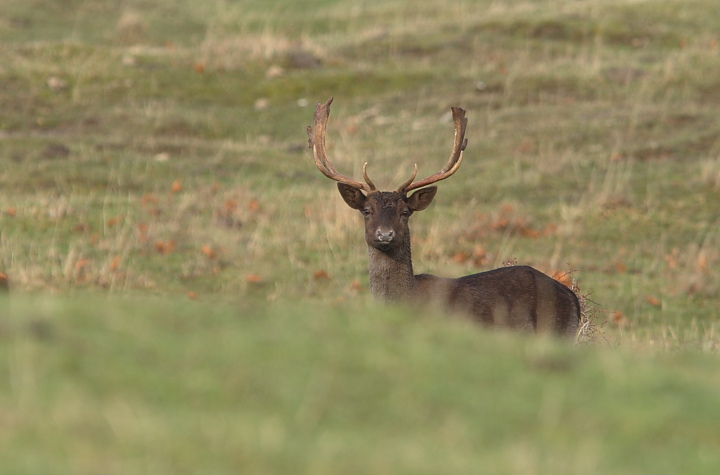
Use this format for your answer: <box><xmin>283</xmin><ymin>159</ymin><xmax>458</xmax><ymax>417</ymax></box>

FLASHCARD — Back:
<box><xmin>412</xmin><ymin>269</ymin><xmax>576</xmax><ymax>334</ymax></box>
<box><xmin>308</xmin><ymin>98</ymin><xmax>580</xmax><ymax>337</ymax></box>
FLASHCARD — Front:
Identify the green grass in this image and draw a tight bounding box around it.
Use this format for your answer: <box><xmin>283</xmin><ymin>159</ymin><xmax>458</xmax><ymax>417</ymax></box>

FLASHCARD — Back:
<box><xmin>1</xmin><ymin>0</ymin><xmax>719</xmax><ymax>472</ymax></box>
<box><xmin>2</xmin><ymin>296</ymin><xmax>719</xmax><ymax>474</ymax></box>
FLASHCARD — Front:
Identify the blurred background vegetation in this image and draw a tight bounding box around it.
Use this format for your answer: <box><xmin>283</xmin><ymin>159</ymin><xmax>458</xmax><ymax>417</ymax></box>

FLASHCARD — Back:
<box><xmin>0</xmin><ymin>0</ymin><xmax>719</xmax><ymax>473</ymax></box>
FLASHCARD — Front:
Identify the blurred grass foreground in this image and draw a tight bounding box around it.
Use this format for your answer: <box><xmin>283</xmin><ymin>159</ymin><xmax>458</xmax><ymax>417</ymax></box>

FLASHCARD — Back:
<box><xmin>1</xmin><ymin>0</ymin><xmax>719</xmax><ymax>473</ymax></box>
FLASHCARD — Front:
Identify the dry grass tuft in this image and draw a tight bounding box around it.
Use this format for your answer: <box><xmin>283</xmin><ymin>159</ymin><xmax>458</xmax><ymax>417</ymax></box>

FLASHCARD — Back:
<box><xmin>199</xmin><ymin>31</ymin><xmax>325</xmax><ymax>72</ymax></box>
<box><xmin>571</xmin><ymin>276</ymin><xmax>609</xmax><ymax>346</ymax></box>
<box><xmin>115</xmin><ymin>11</ymin><xmax>148</xmax><ymax>45</ymax></box>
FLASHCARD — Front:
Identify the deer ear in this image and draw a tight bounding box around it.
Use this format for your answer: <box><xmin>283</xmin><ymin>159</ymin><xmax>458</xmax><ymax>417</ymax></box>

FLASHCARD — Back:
<box><xmin>407</xmin><ymin>186</ymin><xmax>437</xmax><ymax>211</ymax></box>
<box><xmin>337</xmin><ymin>183</ymin><xmax>367</xmax><ymax>210</ymax></box>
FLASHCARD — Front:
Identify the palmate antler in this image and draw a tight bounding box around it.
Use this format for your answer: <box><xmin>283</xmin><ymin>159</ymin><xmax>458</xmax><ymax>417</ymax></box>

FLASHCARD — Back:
<box><xmin>308</xmin><ymin>98</ymin><xmax>468</xmax><ymax>194</ymax></box>
<box><xmin>397</xmin><ymin>106</ymin><xmax>468</xmax><ymax>193</ymax></box>
<box><xmin>307</xmin><ymin>97</ymin><xmax>377</xmax><ymax>193</ymax></box>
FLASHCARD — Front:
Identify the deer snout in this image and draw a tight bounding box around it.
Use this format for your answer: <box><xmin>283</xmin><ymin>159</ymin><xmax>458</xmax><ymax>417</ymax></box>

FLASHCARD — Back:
<box><xmin>375</xmin><ymin>227</ymin><xmax>395</xmax><ymax>242</ymax></box>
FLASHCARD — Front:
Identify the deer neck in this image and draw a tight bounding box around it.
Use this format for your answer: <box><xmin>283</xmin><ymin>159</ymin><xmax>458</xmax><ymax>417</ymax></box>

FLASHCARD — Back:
<box><xmin>366</xmin><ymin>240</ymin><xmax>414</xmax><ymax>302</ymax></box>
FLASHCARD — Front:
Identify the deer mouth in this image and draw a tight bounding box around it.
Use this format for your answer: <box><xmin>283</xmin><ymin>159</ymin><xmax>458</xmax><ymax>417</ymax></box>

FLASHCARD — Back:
<box><xmin>372</xmin><ymin>239</ymin><xmax>399</xmax><ymax>251</ymax></box>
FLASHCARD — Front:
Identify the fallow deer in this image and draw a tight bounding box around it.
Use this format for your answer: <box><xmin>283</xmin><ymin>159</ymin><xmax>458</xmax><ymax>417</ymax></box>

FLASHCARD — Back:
<box><xmin>307</xmin><ymin>98</ymin><xmax>580</xmax><ymax>337</ymax></box>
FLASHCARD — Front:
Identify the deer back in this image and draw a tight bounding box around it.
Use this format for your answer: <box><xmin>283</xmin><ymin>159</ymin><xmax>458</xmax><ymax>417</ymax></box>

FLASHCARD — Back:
<box><xmin>414</xmin><ymin>266</ymin><xmax>580</xmax><ymax>336</ymax></box>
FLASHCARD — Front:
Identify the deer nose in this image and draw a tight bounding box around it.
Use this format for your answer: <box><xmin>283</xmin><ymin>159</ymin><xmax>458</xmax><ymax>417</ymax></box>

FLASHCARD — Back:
<box><xmin>375</xmin><ymin>227</ymin><xmax>395</xmax><ymax>242</ymax></box>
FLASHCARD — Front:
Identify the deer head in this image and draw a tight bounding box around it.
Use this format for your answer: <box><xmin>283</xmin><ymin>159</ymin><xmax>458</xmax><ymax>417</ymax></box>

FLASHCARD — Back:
<box><xmin>307</xmin><ymin>97</ymin><xmax>468</xmax><ymax>252</ymax></box>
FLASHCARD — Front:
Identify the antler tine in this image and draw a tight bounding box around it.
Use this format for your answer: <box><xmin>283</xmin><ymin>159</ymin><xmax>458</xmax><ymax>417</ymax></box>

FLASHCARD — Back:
<box><xmin>308</xmin><ymin>98</ymin><xmax>376</xmax><ymax>193</ymax></box>
<box><xmin>399</xmin><ymin>106</ymin><xmax>468</xmax><ymax>193</ymax></box>
<box><xmin>395</xmin><ymin>163</ymin><xmax>418</xmax><ymax>192</ymax></box>
<box><xmin>362</xmin><ymin>162</ymin><xmax>377</xmax><ymax>190</ymax></box>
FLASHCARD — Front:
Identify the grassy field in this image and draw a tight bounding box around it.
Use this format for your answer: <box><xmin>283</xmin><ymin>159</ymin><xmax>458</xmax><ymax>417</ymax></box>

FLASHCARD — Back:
<box><xmin>1</xmin><ymin>0</ymin><xmax>719</xmax><ymax>473</ymax></box>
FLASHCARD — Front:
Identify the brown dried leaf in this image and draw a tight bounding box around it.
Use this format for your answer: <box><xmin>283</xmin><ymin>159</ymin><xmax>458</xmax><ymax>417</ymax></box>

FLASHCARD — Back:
<box><xmin>155</xmin><ymin>240</ymin><xmax>176</xmax><ymax>254</ymax></box>
<box><xmin>543</xmin><ymin>223</ymin><xmax>558</xmax><ymax>236</ymax></box>
<box><xmin>520</xmin><ymin>226</ymin><xmax>541</xmax><ymax>239</ymax></box>
<box><xmin>452</xmin><ymin>252</ymin><xmax>470</xmax><ymax>264</ymax></box>
<box><xmin>697</xmin><ymin>251</ymin><xmax>709</xmax><ymax>274</ymax></box>
<box><xmin>472</xmin><ymin>246</ymin><xmax>489</xmax><ymax>267</ymax></box>
<box><xmin>224</xmin><ymin>199</ymin><xmax>238</xmax><ymax>212</ymax></box>
<box><xmin>73</xmin><ymin>223</ymin><xmax>90</xmax><ymax>233</ymax></box>
<box><xmin>516</xmin><ymin>138</ymin><xmax>536</xmax><ymax>155</ymax></box>
<box><xmin>665</xmin><ymin>248</ymin><xmax>679</xmax><ymax>269</ymax></box>
<box><xmin>109</xmin><ymin>256</ymin><xmax>122</xmax><ymax>271</ymax></box>
<box><xmin>201</xmin><ymin>244</ymin><xmax>216</xmax><ymax>259</ymax></box>
<box><xmin>612</xmin><ymin>310</ymin><xmax>628</xmax><ymax>326</ymax></box>
<box><xmin>646</xmin><ymin>295</ymin><xmax>661</xmax><ymax>307</ymax></box>
<box><xmin>137</xmin><ymin>223</ymin><xmax>149</xmax><ymax>242</ymax></box>
<box><xmin>615</xmin><ymin>260</ymin><xmax>628</xmax><ymax>274</ymax></box>
<box><xmin>75</xmin><ymin>259</ymin><xmax>91</xmax><ymax>271</ymax></box>
<box><xmin>141</xmin><ymin>194</ymin><xmax>159</xmax><ymax>205</ymax></box>
<box><xmin>490</xmin><ymin>217</ymin><xmax>510</xmax><ymax>231</ymax></box>
<box><xmin>552</xmin><ymin>270</ymin><xmax>573</xmax><ymax>288</ymax></box>
<box><xmin>314</xmin><ymin>269</ymin><xmax>331</xmax><ymax>280</ymax></box>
